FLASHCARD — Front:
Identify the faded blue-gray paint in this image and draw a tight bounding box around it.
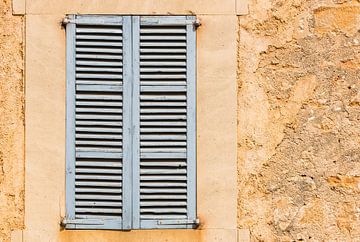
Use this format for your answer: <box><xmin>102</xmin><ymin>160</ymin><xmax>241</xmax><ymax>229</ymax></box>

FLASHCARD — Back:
<box><xmin>65</xmin><ymin>15</ymin><xmax>198</xmax><ymax>230</ymax></box>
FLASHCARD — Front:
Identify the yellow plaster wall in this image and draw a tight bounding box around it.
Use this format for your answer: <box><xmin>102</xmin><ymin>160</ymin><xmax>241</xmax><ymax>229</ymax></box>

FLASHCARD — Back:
<box><xmin>24</xmin><ymin>3</ymin><xmax>239</xmax><ymax>242</ymax></box>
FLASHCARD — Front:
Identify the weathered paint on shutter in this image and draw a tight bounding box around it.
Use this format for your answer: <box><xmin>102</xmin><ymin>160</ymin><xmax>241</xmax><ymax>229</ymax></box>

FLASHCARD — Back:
<box><xmin>132</xmin><ymin>16</ymin><xmax>198</xmax><ymax>229</ymax></box>
<box><xmin>65</xmin><ymin>15</ymin><xmax>132</xmax><ymax>230</ymax></box>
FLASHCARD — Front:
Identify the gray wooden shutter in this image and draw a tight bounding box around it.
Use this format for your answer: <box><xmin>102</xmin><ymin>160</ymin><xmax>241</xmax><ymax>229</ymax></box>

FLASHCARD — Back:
<box><xmin>132</xmin><ymin>16</ymin><xmax>198</xmax><ymax>229</ymax></box>
<box><xmin>65</xmin><ymin>15</ymin><xmax>132</xmax><ymax>230</ymax></box>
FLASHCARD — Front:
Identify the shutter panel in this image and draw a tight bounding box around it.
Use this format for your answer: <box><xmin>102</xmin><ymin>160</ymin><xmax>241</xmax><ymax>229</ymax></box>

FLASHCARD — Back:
<box><xmin>65</xmin><ymin>15</ymin><xmax>132</xmax><ymax>230</ymax></box>
<box><xmin>133</xmin><ymin>16</ymin><xmax>197</xmax><ymax>229</ymax></box>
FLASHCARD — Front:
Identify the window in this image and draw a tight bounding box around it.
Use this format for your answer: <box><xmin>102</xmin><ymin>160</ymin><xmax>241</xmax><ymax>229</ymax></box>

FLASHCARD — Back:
<box><xmin>64</xmin><ymin>15</ymin><xmax>197</xmax><ymax>230</ymax></box>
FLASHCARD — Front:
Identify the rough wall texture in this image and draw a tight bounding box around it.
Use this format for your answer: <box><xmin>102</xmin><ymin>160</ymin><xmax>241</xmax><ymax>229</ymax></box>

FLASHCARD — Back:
<box><xmin>238</xmin><ymin>0</ymin><xmax>360</xmax><ymax>241</ymax></box>
<box><xmin>0</xmin><ymin>0</ymin><xmax>24</xmax><ymax>241</ymax></box>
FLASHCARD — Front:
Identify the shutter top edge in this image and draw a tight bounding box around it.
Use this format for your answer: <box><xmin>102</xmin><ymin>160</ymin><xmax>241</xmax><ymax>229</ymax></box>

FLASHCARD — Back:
<box><xmin>63</xmin><ymin>15</ymin><xmax>199</xmax><ymax>27</ymax></box>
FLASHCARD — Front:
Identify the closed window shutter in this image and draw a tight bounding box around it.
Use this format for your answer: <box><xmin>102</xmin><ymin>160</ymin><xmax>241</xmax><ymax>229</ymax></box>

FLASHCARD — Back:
<box><xmin>65</xmin><ymin>15</ymin><xmax>132</xmax><ymax>230</ymax></box>
<box><xmin>65</xmin><ymin>15</ymin><xmax>197</xmax><ymax>230</ymax></box>
<box><xmin>132</xmin><ymin>16</ymin><xmax>197</xmax><ymax>229</ymax></box>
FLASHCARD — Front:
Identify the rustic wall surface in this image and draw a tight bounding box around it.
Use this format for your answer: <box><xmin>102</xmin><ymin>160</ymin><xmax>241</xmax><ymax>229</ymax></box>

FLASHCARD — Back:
<box><xmin>238</xmin><ymin>0</ymin><xmax>360</xmax><ymax>241</ymax></box>
<box><xmin>0</xmin><ymin>0</ymin><xmax>24</xmax><ymax>241</ymax></box>
<box><xmin>2</xmin><ymin>0</ymin><xmax>360</xmax><ymax>240</ymax></box>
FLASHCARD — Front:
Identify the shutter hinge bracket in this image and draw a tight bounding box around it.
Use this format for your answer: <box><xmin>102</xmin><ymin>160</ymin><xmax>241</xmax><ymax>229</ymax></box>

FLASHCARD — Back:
<box><xmin>157</xmin><ymin>218</ymin><xmax>200</xmax><ymax>226</ymax></box>
<box><xmin>193</xmin><ymin>19</ymin><xmax>201</xmax><ymax>29</ymax></box>
<box><xmin>62</xmin><ymin>16</ymin><xmax>75</xmax><ymax>26</ymax></box>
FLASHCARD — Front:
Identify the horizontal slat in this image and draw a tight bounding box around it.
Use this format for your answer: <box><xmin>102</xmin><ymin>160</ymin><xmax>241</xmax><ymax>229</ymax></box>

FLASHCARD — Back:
<box><xmin>76</xmin><ymin>80</ymin><xmax>123</xmax><ymax>85</ymax></box>
<box><xmin>76</xmin><ymin>201</ymin><xmax>122</xmax><ymax>207</ymax></box>
<box><xmin>76</xmin><ymin>114</ymin><xmax>122</xmax><ymax>120</ymax></box>
<box><xmin>75</xmin><ymin>161</ymin><xmax>122</xmax><ymax>167</ymax></box>
<box><xmin>76</xmin><ymin>127</ymin><xmax>122</xmax><ymax>133</ymax></box>
<box><xmin>140</xmin><ymin>141</ymin><xmax>186</xmax><ymax>146</ymax></box>
<box><xmin>140</xmin><ymin>95</ymin><xmax>185</xmax><ymax>101</ymax></box>
<box><xmin>140</xmin><ymin>182</ymin><xmax>186</xmax><ymax>187</ymax></box>
<box><xmin>140</xmin><ymin>153</ymin><xmax>186</xmax><ymax>159</ymax></box>
<box><xmin>140</xmin><ymin>208</ymin><xmax>187</xmax><ymax>213</ymax></box>
<box><xmin>77</xmin><ymin>41</ymin><xmax>122</xmax><ymax>47</ymax></box>
<box><xmin>140</xmin><ymin>102</ymin><xmax>186</xmax><ymax>107</ymax></box>
<box><xmin>140</xmin><ymin>55</ymin><xmax>186</xmax><ymax>60</ymax></box>
<box><xmin>140</xmin><ymin>74</ymin><xmax>186</xmax><ymax>80</ymax></box>
<box><xmin>76</xmin><ymin>94</ymin><xmax>122</xmax><ymax>100</ymax></box>
<box><xmin>76</xmin><ymin>108</ymin><xmax>122</xmax><ymax>114</ymax></box>
<box><xmin>140</xmin><ymin>61</ymin><xmax>186</xmax><ymax>66</ymax></box>
<box><xmin>140</xmin><ymin>201</ymin><xmax>187</xmax><ymax>206</ymax></box>
<box><xmin>140</xmin><ymin>175</ymin><xmax>186</xmax><ymax>181</ymax></box>
<box><xmin>76</xmin><ymin>152</ymin><xmax>122</xmax><ymax>159</ymax></box>
<box><xmin>76</xmin><ymin>181</ymin><xmax>122</xmax><ymax>187</ymax></box>
<box><xmin>141</xmin><ymin>148</ymin><xmax>186</xmax><ymax>153</ymax></box>
<box><xmin>76</xmin><ymin>47</ymin><xmax>122</xmax><ymax>54</ymax></box>
<box><xmin>140</xmin><ymin>169</ymin><xmax>187</xmax><ymax>175</ymax></box>
<box><xmin>140</xmin><ymin>115</ymin><xmax>186</xmax><ymax>120</ymax></box>
<box><xmin>140</xmin><ymin>109</ymin><xmax>186</xmax><ymax>114</ymax></box>
<box><xmin>77</xmin><ymin>28</ymin><xmax>122</xmax><ymax>34</ymax></box>
<box><xmin>140</xmin><ymin>28</ymin><xmax>186</xmax><ymax>34</ymax></box>
<box><xmin>140</xmin><ymin>121</ymin><xmax>186</xmax><ymax>126</ymax></box>
<box><xmin>141</xmin><ymin>86</ymin><xmax>186</xmax><ymax>92</ymax></box>
<box><xmin>140</xmin><ymin>42</ymin><xmax>186</xmax><ymax>47</ymax></box>
<box><xmin>140</xmin><ymin>215</ymin><xmax>187</xmax><ymax>219</ymax></box>
<box><xmin>140</xmin><ymin>188</ymin><xmax>187</xmax><ymax>193</ymax></box>
<box><xmin>75</xmin><ymin>188</ymin><xmax>121</xmax><ymax>193</ymax></box>
<box><xmin>76</xmin><ymin>175</ymin><xmax>122</xmax><ymax>181</ymax></box>
<box><xmin>77</xmin><ymin>35</ymin><xmax>123</xmax><ymax>41</ymax></box>
<box><xmin>140</xmin><ymin>127</ymin><xmax>186</xmax><ymax>132</ymax></box>
<box><xmin>77</xmin><ymin>60</ymin><xmax>122</xmax><ymax>66</ymax></box>
<box><xmin>76</xmin><ymin>73</ymin><xmax>123</xmax><ymax>79</ymax></box>
<box><xmin>76</xmin><ymin>101</ymin><xmax>122</xmax><ymax>107</ymax></box>
<box><xmin>140</xmin><ymin>194</ymin><xmax>187</xmax><ymax>199</ymax></box>
<box><xmin>76</xmin><ymin>168</ymin><xmax>121</xmax><ymax>175</ymax></box>
<box><xmin>76</xmin><ymin>67</ymin><xmax>122</xmax><ymax>72</ymax></box>
<box><xmin>140</xmin><ymin>67</ymin><xmax>186</xmax><ymax>72</ymax></box>
<box><xmin>75</xmin><ymin>208</ymin><xmax>122</xmax><ymax>213</ymax></box>
<box><xmin>140</xmin><ymin>135</ymin><xmax>186</xmax><ymax>140</ymax></box>
<box><xmin>140</xmin><ymin>48</ymin><xmax>186</xmax><ymax>54</ymax></box>
<box><xmin>76</xmin><ymin>54</ymin><xmax>122</xmax><ymax>60</ymax></box>
<box><xmin>76</xmin><ymin>194</ymin><xmax>122</xmax><ymax>200</ymax></box>
<box><xmin>76</xmin><ymin>134</ymin><xmax>122</xmax><ymax>139</ymax></box>
<box><xmin>75</xmin><ymin>16</ymin><xmax>123</xmax><ymax>25</ymax></box>
<box><xmin>76</xmin><ymin>147</ymin><xmax>122</xmax><ymax>153</ymax></box>
<box><xmin>140</xmin><ymin>81</ymin><xmax>187</xmax><ymax>86</ymax></box>
<box><xmin>140</xmin><ymin>161</ymin><xmax>186</xmax><ymax>167</ymax></box>
<box><xmin>140</xmin><ymin>35</ymin><xmax>186</xmax><ymax>41</ymax></box>
<box><xmin>76</xmin><ymin>140</ymin><xmax>122</xmax><ymax>147</ymax></box>
<box><xmin>76</xmin><ymin>120</ymin><xmax>122</xmax><ymax>126</ymax></box>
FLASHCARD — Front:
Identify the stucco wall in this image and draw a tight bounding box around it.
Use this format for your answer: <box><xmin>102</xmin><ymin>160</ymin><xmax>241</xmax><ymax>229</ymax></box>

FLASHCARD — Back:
<box><xmin>238</xmin><ymin>0</ymin><xmax>360</xmax><ymax>240</ymax></box>
<box><xmin>0</xmin><ymin>0</ymin><xmax>24</xmax><ymax>241</ymax></box>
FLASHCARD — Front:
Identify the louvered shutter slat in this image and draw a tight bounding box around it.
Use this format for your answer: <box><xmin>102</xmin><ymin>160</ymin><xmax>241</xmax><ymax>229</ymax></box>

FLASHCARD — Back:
<box><xmin>133</xmin><ymin>16</ymin><xmax>197</xmax><ymax>229</ymax></box>
<box><xmin>66</xmin><ymin>15</ymin><xmax>127</xmax><ymax>230</ymax></box>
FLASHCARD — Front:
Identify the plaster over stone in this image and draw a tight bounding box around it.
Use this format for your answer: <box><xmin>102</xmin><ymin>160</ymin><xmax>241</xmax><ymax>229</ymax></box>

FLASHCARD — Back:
<box><xmin>237</xmin><ymin>0</ymin><xmax>360</xmax><ymax>240</ymax></box>
<box><xmin>0</xmin><ymin>0</ymin><xmax>24</xmax><ymax>241</ymax></box>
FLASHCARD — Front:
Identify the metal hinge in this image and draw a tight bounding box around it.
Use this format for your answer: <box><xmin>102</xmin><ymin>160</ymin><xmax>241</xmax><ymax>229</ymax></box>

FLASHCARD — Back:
<box><xmin>193</xmin><ymin>19</ymin><xmax>201</xmax><ymax>28</ymax></box>
<box><xmin>157</xmin><ymin>218</ymin><xmax>200</xmax><ymax>226</ymax></box>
